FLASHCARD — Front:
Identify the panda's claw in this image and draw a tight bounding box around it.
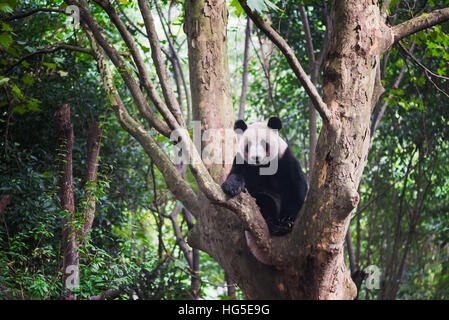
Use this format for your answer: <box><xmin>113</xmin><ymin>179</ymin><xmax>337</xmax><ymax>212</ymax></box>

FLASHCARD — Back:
<box><xmin>269</xmin><ymin>217</ymin><xmax>294</xmax><ymax>236</ymax></box>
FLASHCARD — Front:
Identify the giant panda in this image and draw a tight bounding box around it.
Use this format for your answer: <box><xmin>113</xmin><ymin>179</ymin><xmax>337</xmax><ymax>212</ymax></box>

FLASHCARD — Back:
<box><xmin>221</xmin><ymin>117</ymin><xmax>308</xmax><ymax>236</ymax></box>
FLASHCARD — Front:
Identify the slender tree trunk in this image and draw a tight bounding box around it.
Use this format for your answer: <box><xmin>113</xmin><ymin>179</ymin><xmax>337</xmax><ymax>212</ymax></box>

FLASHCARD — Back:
<box><xmin>80</xmin><ymin>122</ymin><xmax>103</xmax><ymax>243</ymax></box>
<box><xmin>0</xmin><ymin>194</ymin><xmax>12</xmax><ymax>216</ymax></box>
<box><xmin>238</xmin><ymin>17</ymin><xmax>253</xmax><ymax>120</ymax></box>
<box><xmin>55</xmin><ymin>104</ymin><xmax>78</xmax><ymax>300</ymax></box>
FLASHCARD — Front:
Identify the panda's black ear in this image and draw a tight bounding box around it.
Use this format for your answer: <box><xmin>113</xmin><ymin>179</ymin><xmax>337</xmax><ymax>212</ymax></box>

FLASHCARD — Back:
<box><xmin>267</xmin><ymin>117</ymin><xmax>282</xmax><ymax>130</ymax></box>
<box><xmin>234</xmin><ymin>120</ymin><xmax>248</xmax><ymax>132</ymax></box>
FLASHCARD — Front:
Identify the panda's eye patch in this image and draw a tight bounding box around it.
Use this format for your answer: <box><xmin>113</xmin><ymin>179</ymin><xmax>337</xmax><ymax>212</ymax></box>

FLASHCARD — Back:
<box><xmin>245</xmin><ymin>141</ymin><xmax>251</xmax><ymax>153</ymax></box>
<box><xmin>261</xmin><ymin>140</ymin><xmax>270</xmax><ymax>152</ymax></box>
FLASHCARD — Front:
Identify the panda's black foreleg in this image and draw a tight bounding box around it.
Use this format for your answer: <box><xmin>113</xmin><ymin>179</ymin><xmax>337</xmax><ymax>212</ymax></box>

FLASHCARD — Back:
<box><xmin>221</xmin><ymin>173</ymin><xmax>245</xmax><ymax>197</ymax></box>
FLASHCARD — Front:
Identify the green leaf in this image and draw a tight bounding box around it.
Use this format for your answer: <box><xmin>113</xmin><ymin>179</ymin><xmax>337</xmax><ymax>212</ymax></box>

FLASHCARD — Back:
<box><xmin>0</xmin><ymin>3</ymin><xmax>13</xmax><ymax>13</ymax></box>
<box><xmin>0</xmin><ymin>33</ymin><xmax>13</xmax><ymax>48</ymax></box>
<box><xmin>12</xmin><ymin>84</ymin><xmax>22</xmax><ymax>97</ymax></box>
<box><xmin>0</xmin><ymin>76</ymin><xmax>10</xmax><ymax>85</ymax></box>
<box><xmin>246</xmin><ymin>0</ymin><xmax>279</xmax><ymax>13</ymax></box>
<box><xmin>247</xmin><ymin>0</ymin><xmax>267</xmax><ymax>13</ymax></box>
<box><xmin>1</xmin><ymin>22</ymin><xmax>12</xmax><ymax>32</ymax></box>
<box><xmin>43</xmin><ymin>62</ymin><xmax>57</xmax><ymax>69</ymax></box>
<box><xmin>230</xmin><ymin>0</ymin><xmax>244</xmax><ymax>17</ymax></box>
<box><xmin>21</xmin><ymin>73</ymin><xmax>34</xmax><ymax>86</ymax></box>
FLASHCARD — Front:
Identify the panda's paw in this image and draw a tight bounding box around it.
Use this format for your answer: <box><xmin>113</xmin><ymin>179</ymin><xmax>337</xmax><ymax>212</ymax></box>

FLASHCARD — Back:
<box><xmin>221</xmin><ymin>178</ymin><xmax>245</xmax><ymax>197</ymax></box>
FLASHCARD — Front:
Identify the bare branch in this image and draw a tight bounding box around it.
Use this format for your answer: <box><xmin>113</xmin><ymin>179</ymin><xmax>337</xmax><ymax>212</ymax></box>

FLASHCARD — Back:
<box><xmin>380</xmin><ymin>0</ymin><xmax>392</xmax><ymax>19</ymax></box>
<box><xmin>4</xmin><ymin>8</ymin><xmax>66</xmax><ymax>21</ymax></box>
<box><xmin>299</xmin><ymin>6</ymin><xmax>315</xmax><ymax>66</ymax></box>
<box><xmin>154</xmin><ymin>1</ymin><xmax>191</xmax><ymax>126</ymax></box>
<box><xmin>4</xmin><ymin>44</ymin><xmax>92</xmax><ymax>74</ymax></box>
<box><xmin>168</xmin><ymin>204</ymin><xmax>193</xmax><ymax>268</ymax></box>
<box><xmin>371</xmin><ymin>42</ymin><xmax>415</xmax><ymax>135</ymax></box>
<box><xmin>79</xmin><ymin>121</ymin><xmax>103</xmax><ymax>244</ymax></box>
<box><xmin>392</xmin><ymin>8</ymin><xmax>449</xmax><ymax>44</ymax></box>
<box><xmin>398</xmin><ymin>41</ymin><xmax>449</xmax><ymax>81</ymax></box>
<box><xmin>315</xmin><ymin>1</ymin><xmax>332</xmax><ymax>67</ymax></box>
<box><xmin>238</xmin><ymin>0</ymin><xmax>332</xmax><ymax>124</ymax></box>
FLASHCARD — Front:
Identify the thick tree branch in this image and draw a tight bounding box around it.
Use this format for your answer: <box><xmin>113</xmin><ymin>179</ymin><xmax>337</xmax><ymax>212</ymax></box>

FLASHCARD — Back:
<box><xmin>392</xmin><ymin>8</ymin><xmax>449</xmax><ymax>44</ymax></box>
<box><xmin>83</xmin><ymin>22</ymin><xmax>200</xmax><ymax>216</ymax></box>
<box><xmin>239</xmin><ymin>0</ymin><xmax>332</xmax><ymax>124</ymax></box>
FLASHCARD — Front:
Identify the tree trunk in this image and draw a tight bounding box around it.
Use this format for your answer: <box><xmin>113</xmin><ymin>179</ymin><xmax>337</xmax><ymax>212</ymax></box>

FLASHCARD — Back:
<box><xmin>185</xmin><ymin>0</ymin><xmax>392</xmax><ymax>299</ymax></box>
<box><xmin>0</xmin><ymin>194</ymin><xmax>12</xmax><ymax>216</ymax></box>
<box><xmin>184</xmin><ymin>0</ymin><xmax>288</xmax><ymax>299</ymax></box>
<box><xmin>80</xmin><ymin>121</ymin><xmax>103</xmax><ymax>243</ymax></box>
<box><xmin>55</xmin><ymin>104</ymin><xmax>78</xmax><ymax>300</ymax></box>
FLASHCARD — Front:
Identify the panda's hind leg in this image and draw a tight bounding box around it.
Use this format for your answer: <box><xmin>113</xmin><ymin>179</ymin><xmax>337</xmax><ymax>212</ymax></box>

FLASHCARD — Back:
<box><xmin>254</xmin><ymin>192</ymin><xmax>294</xmax><ymax>236</ymax></box>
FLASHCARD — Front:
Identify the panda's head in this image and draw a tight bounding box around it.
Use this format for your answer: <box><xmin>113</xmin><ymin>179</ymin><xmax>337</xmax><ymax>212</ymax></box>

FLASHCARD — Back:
<box><xmin>234</xmin><ymin>117</ymin><xmax>287</xmax><ymax>166</ymax></box>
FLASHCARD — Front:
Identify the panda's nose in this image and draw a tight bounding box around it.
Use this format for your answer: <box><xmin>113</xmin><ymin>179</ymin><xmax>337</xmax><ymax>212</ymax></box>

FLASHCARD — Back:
<box><xmin>251</xmin><ymin>156</ymin><xmax>261</xmax><ymax>164</ymax></box>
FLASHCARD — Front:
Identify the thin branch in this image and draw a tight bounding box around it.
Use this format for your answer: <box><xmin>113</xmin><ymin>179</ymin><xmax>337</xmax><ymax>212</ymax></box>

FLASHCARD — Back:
<box><xmin>315</xmin><ymin>1</ymin><xmax>332</xmax><ymax>68</ymax></box>
<box><xmin>154</xmin><ymin>1</ymin><xmax>191</xmax><ymax>126</ymax></box>
<box><xmin>4</xmin><ymin>8</ymin><xmax>66</xmax><ymax>21</ymax></box>
<box><xmin>83</xmin><ymin>19</ymin><xmax>200</xmax><ymax>215</ymax></box>
<box><xmin>238</xmin><ymin>0</ymin><xmax>332</xmax><ymax>124</ymax></box>
<box><xmin>168</xmin><ymin>204</ymin><xmax>193</xmax><ymax>268</ymax></box>
<box><xmin>380</xmin><ymin>0</ymin><xmax>392</xmax><ymax>19</ymax></box>
<box><xmin>392</xmin><ymin>8</ymin><xmax>449</xmax><ymax>44</ymax></box>
<box><xmin>68</xmin><ymin>0</ymin><xmax>171</xmax><ymax>136</ymax></box>
<box><xmin>116</xmin><ymin>2</ymin><xmax>148</xmax><ymax>37</ymax></box>
<box><xmin>138</xmin><ymin>0</ymin><xmax>186</xmax><ymax>127</ymax></box>
<box><xmin>4</xmin><ymin>44</ymin><xmax>93</xmax><ymax>74</ymax></box>
<box><xmin>95</xmin><ymin>0</ymin><xmax>180</xmax><ymax>132</ymax></box>
<box><xmin>299</xmin><ymin>6</ymin><xmax>315</xmax><ymax>67</ymax></box>
<box><xmin>398</xmin><ymin>41</ymin><xmax>449</xmax><ymax>81</ymax></box>
<box><xmin>371</xmin><ymin>42</ymin><xmax>415</xmax><ymax>135</ymax></box>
